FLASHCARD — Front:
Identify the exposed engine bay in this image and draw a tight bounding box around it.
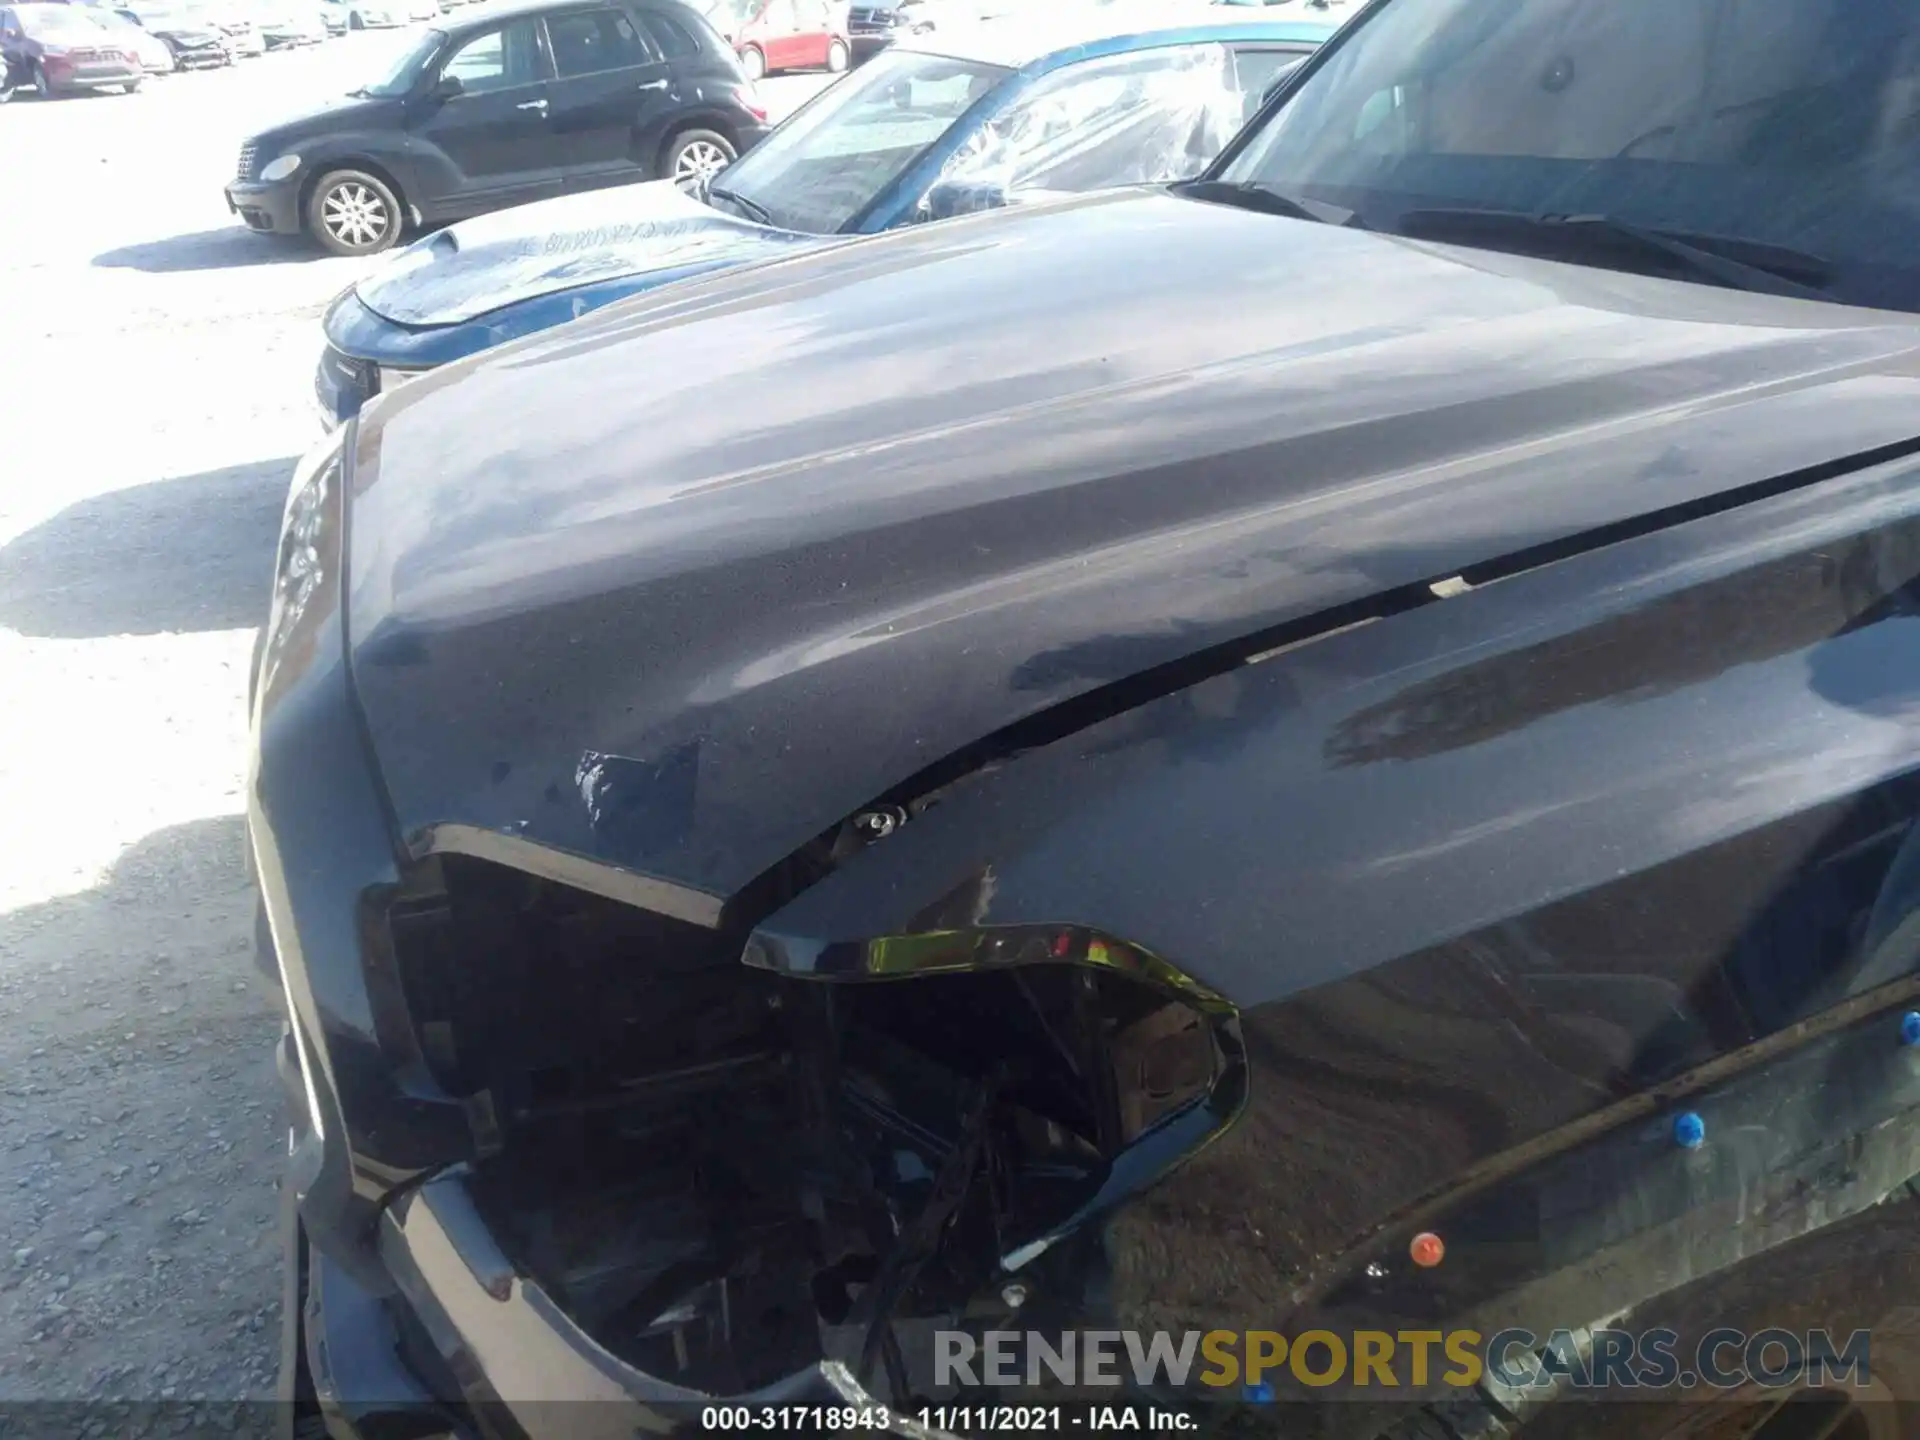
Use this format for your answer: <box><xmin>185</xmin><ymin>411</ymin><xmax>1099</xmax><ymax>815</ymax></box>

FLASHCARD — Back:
<box><xmin>385</xmin><ymin>855</ymin><xmax>1237</xmax><ymax>1402</ymax></box>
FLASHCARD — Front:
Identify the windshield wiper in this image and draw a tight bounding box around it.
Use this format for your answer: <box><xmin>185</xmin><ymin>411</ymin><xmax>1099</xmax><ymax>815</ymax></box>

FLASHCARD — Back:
<box><xmin>705</xmin><ymin>184</ymin><xmax>771</xmax><ymax>225</ymax></box>
<box><xmin>1390</xmin><ymin>209</ymin><xmax>1833</xmax><ymax>302</ymax></box>
<box><xmin>1176</xmin><ymin>179</ymin><xmax>1363</xmax><ymax>228</ymax></box>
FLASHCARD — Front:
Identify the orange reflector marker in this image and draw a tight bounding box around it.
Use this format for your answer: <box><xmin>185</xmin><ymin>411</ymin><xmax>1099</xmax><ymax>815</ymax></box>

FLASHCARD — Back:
<box><xmin>1409</xmin><ymin>1232</ymin><xmax>1445</xmax><ymax>1268</ymax></box>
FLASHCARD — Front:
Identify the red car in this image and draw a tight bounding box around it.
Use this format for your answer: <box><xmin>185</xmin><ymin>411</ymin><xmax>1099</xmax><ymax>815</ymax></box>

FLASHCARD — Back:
<box><xmin>0</xmin><ymin>2</ymin><xmax>142</xmax><ymax>95</ymax></box>
<box><xmin>695</xmin><ymin>0</ymin><xmax>848</xmax><ymax>78</ymax></box>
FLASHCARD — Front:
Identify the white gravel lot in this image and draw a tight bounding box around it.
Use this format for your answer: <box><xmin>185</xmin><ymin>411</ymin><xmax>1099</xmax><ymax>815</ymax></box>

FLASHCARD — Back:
<box><xmin>0</xmin><ymin>41</ymin><xmax>826</xmax><ymax>1407</ymax></box>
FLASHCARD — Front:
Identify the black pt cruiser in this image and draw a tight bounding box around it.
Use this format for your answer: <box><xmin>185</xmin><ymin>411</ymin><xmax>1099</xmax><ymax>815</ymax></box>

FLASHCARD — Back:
<box><xmin>249</xmin><ymin>0</ymin><xmax>1920</xmax><ymax>1435</ymax></box>
<box><xmin>223</xmin><ymin>0</ymin><xmax>768</xmax><ymax>255</ymax></box>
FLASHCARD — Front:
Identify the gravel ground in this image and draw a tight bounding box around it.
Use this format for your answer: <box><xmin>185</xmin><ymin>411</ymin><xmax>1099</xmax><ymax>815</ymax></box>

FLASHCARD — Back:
<box><xmin>0</xmin><ymin>45</ymin><xmax>826</xmax><ymax>1404</ymax></box>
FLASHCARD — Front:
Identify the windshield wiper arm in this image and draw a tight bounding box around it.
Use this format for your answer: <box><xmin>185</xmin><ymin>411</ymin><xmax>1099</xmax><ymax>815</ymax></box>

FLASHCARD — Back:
<box><xmin>705</xmin><ymin>184</ymin><xmax>770</xmax><ymax>224</ymax></box>
<box><xmin>1390</xmin><ymin>209</ymin><xmax>1833</xmax><ymax>301</ymax></box>
<box><xmin>1176</xmin><ymin>179</ymin><xmax>1364</xmax><ymax>228</ymax></box>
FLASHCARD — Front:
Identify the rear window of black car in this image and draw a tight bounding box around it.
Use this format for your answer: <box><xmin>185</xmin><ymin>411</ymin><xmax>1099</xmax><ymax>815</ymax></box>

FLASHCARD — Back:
<box><xmin>547</xmin><ymin>7</ymin><xmax>659</xmax><ymax>76</ymax></box>
<box><xmin>638</xmin><ymin>6</ymin><xmax>699</xmax><ymax>56</ymax></box>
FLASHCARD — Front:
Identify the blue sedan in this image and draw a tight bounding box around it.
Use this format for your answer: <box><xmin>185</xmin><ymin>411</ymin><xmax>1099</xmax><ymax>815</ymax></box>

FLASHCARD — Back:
<box><xmin>315</xmin><ymin>5</ymin><xmax>1334</xmax><ymax>425</ymax></box>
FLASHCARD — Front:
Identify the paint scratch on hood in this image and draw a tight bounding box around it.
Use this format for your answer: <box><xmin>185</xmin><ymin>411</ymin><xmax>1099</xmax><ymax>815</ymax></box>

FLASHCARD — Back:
<box><xmin>353</xmin><ymin>179</ymin><xmax>829</xmax><ymax>328</ymax></box>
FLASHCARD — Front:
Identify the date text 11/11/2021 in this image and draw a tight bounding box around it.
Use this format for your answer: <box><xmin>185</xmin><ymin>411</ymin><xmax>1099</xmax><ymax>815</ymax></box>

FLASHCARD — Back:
<box><xmin>697</xmin><ymin>1405</ymin><xmax>1197</xmax><ymax>1432</ymax></box>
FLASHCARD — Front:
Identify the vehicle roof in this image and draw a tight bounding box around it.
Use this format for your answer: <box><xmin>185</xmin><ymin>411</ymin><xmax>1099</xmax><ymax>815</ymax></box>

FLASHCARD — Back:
<box><xmin>900</xmin><ymin>2</ymin><xmax>1338</xmax><ymax>71</ymax></box>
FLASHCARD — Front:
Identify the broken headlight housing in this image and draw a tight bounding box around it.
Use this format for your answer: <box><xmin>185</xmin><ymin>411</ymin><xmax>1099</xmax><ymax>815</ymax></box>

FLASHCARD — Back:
<box><xmin>260</xmin><ymin>431</ymin><xmax>343</xmax><ymax>702</ymax></box>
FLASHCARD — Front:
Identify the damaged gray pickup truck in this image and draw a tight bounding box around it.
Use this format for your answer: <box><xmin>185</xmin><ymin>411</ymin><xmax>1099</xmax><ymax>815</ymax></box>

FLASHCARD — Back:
<box><xmin>248</xmin><ymin>0</ymin><xmax>1920</xmax><ymax>1435</ymax></box>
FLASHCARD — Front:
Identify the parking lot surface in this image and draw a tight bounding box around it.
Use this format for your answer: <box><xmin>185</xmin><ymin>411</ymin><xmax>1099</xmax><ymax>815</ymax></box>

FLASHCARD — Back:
<box><xmin>0</xmin><ymin>40</ymin><xmax>826</xmax><ymax>1403</ymax></box>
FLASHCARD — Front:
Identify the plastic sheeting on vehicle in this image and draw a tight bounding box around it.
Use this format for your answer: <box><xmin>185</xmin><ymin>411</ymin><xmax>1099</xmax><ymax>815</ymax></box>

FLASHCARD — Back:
<box><xmin>924</xmin><ymin>42</ymin><xmax>1247</xmax><ymax>214</ymax></box>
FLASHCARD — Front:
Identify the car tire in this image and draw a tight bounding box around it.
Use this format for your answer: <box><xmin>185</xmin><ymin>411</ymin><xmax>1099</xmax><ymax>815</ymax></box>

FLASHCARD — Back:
<box><xmin>739</xmin><ymin>43</ymin><xmax>764</xmax><ymax>80</ymax></box>
<box><xmin>119</xmin><ymin>76</ymin><xmax>142</xmax><ymax>92</ymax></box>
<box><xmin>826</xmin><ymin>37</ymin><xmax>848</xmax><ymax>72</ymax></box>
<box><xmin>0</xmin><ymin>69</ymin><xmax>14</xmax><ymax>103</ymax></box>
<box><xmin>305</xmin><ymin>168</ymin><xmax>404</xmax><ymax>256</ymax></box>
<box><xmin>662</xmin><ymin>126</ymin><xmax>736</xmax><ymax>190</ymax></box>
<box><xmin>348</xmin><ymin>11</ymin><xmax>363</xmax><ymax>27</ymax></box>
<box><xmin>32</xmin><ymin>60</ymin><xmax>59</xmax><ymax>98</ymax></box>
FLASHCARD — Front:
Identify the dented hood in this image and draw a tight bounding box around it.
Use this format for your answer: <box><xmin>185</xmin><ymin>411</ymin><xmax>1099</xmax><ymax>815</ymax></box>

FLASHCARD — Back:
<box><xmin>343</xmin><ymin>187</ymin><xmax>1920</xmax><ymax>916</ymax></box>
<box><xmin>352</xmin><ymin>180</ymin><xmax>831</xmax><ymax>327</ymax></box>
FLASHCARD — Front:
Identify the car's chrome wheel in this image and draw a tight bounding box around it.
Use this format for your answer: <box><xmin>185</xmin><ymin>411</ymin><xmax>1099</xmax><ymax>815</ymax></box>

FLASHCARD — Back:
<box><xmin>672</xmin><ymin>137</ymin><xmax>732</xmax><ymax>189</ymax></box>
<box><xmin>826</xmin><ymin>37</ymin><xmax>848</xmax><ymax>72</ymax></box>
<box><xmin>319</xmin><ymin>181</ymin><xmax>388</xmax><ymax>249</ymax></box>
<box><xmin>307</xmin><ymin>170</ymin><xmax>403</xmax><ymax>255</ymax></box>
<box><xmin>739</xmin><ymin>44</ymin><xmax>764</xmax><ymax>79</ymax></box>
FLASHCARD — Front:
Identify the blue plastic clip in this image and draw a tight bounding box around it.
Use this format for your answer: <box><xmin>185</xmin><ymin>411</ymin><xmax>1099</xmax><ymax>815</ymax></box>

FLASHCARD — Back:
<box><xmin>1673</xmin><ymin>1111</ymin><xmax>1706</xmax><ymax>1150</ymax></box>
<box><xmin>1243</xmin><ymin>1381</ymin><xmax>1276</xmax><ymax>1404</ymax></box>
<box><xmin>1901</xmin><ymin>1011</ymin><xmax>1920</xmax><ymax>1048</ymax></box>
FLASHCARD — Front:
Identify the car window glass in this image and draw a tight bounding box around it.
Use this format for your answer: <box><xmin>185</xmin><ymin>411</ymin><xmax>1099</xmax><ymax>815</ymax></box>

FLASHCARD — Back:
<box><xmin>548</xmin><ymin>8</ymin><xmax>657</xmax><ymax>76</ymax></box>
<box><xmin>938</xmin><ymin>45</ymin><xmax>1244</xmax><ymax>201</ymax></box>
<box><xmin>1229</xmin><ymin>47</ymin><xmax>1310</xmax><ymax>124</ymax></box>
<box><xmin>1222</xmin><ymin>0</ymin><xmax>1920</xmax><ymax>314</ymax></box>
<box><xmin>359</xmin><ymin>23</ymin><xmax>445</xmax><ymax>94</ymax></box>
<box><xmin>21</xmin><ymin>5</ymin><xmax>107</xmax><ymax>35</ymax></box>
<box><xmin>759</xmin><ymin>0</ymin><xmax>795</xmax><ymax>35</ymax></box>
<box><xmin>441</xmin><ymin>18</ymin><xmax>541</xmax><ymax>91</ymax></box>
<box><xmin>637</xmin><ymin>6</ymin><xmax>696</xmax><ymax>56</ymax></box>
<box><xmin>712</xmin><ymin>48</ymin><xmax>1007</xmax><ymax>232</ymax></box>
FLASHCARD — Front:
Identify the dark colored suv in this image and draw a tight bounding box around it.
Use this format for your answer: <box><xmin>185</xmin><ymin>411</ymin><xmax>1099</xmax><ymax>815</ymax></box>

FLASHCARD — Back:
<box><xmin>223</xmin><ymin>0</ymin><xmax>769</xmax><ymax>255</ymax></box>
<box><xmin>253</xmin><ymin>0</ymin><xmax>1920</xmax><ymax>1433</ymax></box>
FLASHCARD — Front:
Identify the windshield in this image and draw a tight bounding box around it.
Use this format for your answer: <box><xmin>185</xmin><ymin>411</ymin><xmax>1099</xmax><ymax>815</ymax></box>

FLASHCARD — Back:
<box><xmin>1218</xmin><ymin>0</ymin><xmax>1920</xmax><ymax>313</ymax></box>
<box><xmin>20</xmin><ymin>5</ymin><xmax>109</xmax><ymax>35</ymax></box>
<box><xmin>356</xmin><ymin>25</ymin><xmax>444</xmax><ymax>96</ymax></box>
<box><xmin>711</xmin><ymin>48</ymin><xmax>1010</xmax><ymax>233</ymax></box>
